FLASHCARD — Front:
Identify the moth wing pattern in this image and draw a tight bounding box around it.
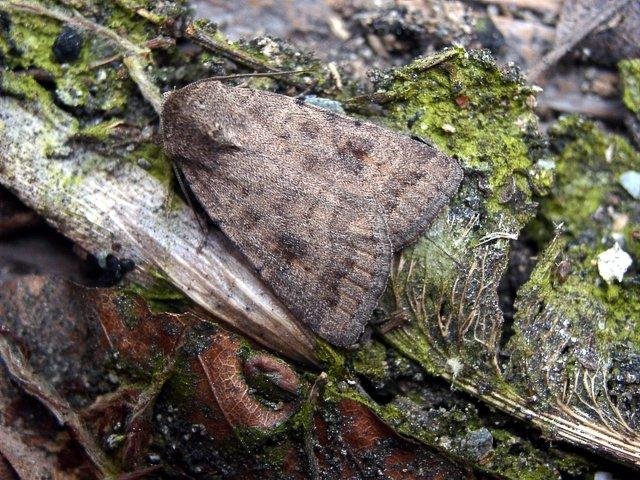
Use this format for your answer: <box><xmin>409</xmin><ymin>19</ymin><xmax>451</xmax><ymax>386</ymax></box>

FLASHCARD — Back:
<box><xmin>176</xmin><ymin>158</ymin><xmax>392</xmax><ymax>347</ymax></box>
<box><xmin>162</xmin><ymin>80</ymin><xmax>462</xmax><ymax>346</ymax></box>
<box><xmin>163</xmin><ymin>80</ymin><xmax>462</xmax><ymax>250</ymax></box>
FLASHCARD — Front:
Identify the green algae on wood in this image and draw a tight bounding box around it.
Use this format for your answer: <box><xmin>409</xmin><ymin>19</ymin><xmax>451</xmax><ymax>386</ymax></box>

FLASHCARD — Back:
<box><xmin>356</xmin><ymin>47</ymin><xmax>640</xmax><ymax>467</ymax></box>
<box><xmin>372</xmin><ymin>46</ymin><xmax>540</xmax><ymax>379</ymax></box>
<box><xmin>505</xmin><ymin>118</ymin><xmax>640</xmax><ymax>461</ymax></box>
<box><xmin>620</xmin><ymin>58</ymin><xmax>640</xmax><ymax>115</ymax></box>
<box><xmin>535</xmin><ymin>116</ymin><xmax>640</xmax><ymax>255</ymax></box>
<box><xmin>0</xmin><ymin>1</ymin><xmax>138</xmax><ymax>113</ymax></box>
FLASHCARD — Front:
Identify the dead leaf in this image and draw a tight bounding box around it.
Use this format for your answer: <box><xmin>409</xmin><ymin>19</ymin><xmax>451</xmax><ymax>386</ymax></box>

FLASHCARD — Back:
<box><xmin>0</xmin><ymin>351</ymin><xmax>95</xmax><ymax>479</ymax></box>
<box><xmin>0</xmin><ymin>275</ymin><xmax>303</xmax><ymax>476</ymax></box>
<box><xmin>0</xmin><ymin>275</ymin><xmax>471</xmax><ymax>478</ymax></box>
<box><xmin>311</xmin><ymin>398</ymin><xmax>473</xmax><ymax>479</ymax></box>
<box><xmin>197</xmin><ymin>333</ymin><xmax>300</xmax><ymax>430</ymax></box>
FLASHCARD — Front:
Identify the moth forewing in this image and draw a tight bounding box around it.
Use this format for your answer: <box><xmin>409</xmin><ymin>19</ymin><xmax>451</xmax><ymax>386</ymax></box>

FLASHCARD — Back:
<box><xmin>161</xmin><ymin>80</ymin><xmax>462</xmax><ymax>347</ymax></box>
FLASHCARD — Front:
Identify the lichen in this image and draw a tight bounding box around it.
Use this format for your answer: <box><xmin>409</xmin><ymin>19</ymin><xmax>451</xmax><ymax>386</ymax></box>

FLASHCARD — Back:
<box><xmin>534</xmin><ymin>116</ymin><xmax>640</xmax><ymax>255</ymax></box>
<box><xmin>1</xmin><ymin>2</ymin><xmax>128</xmax><ymax>113</ymax></box>
<box><xmin>375</xmin><ymin>47</ymin><xmax>541</xmax><ymax>221</ymax></box>
<box><xmin>77</xmin><ymin>118</ymin><xmax>124</xmax><ymax>141</ymax></box>
<box><xmin>336</xmin><ymin>48</ymin><xmax>637</xmax><ymax>472</ymax></box>
<box><xmin>125</xmin><ymin>142</ymin><xmax>174</xmax><ymax>186</ymax></box>
<box><xmin>349</xmin><ymin>340</ymin><xmax>389</xmax><ymax>386</ymax></box>
<box><xmin>0</xmin><ymin>69</ymin><xmax>77</xmax><ymax>130</ymax></box>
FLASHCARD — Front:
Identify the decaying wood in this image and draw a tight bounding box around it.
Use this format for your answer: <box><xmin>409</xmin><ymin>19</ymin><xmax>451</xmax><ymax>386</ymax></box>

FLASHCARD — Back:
<box><xmin>0</xmin><ymin>95</ymin><xmax>317</xmax><ymax>365</ymax></box>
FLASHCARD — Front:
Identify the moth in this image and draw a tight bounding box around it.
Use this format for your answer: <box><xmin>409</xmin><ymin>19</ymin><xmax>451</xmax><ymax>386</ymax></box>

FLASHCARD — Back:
<box><xmin>161</xmin><ymin>80</ymin><xmax>462</xmax><ymax>347</ymax></box>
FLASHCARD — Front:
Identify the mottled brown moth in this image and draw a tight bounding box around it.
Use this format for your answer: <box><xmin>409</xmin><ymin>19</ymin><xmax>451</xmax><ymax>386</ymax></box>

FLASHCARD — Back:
<box><xmin>161</xmin><ymin>80</ymin><xmax>462</xmax><ymax>347</ymax></box>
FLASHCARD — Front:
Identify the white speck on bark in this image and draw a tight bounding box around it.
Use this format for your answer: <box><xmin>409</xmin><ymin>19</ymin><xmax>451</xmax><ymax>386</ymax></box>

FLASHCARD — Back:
<box><xmin>619</xmin><ymin>170</ymin><xmax>640</xmax><ymax>200</ymax></box>
<box><xmin>597</xmin><ymin>243</ymin><xmax>632</xmax><ymax>284</ymax></box>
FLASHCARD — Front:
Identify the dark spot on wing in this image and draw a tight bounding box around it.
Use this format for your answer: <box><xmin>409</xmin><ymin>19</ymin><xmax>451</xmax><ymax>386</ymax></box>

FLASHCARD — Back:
<box><xmin>336</xmin><ymin>153</ymin><xmax>364</xmax><ymax>174</ymax></box>
<box><xmin>321</xmin><ymin>256</ymin><xmax>361</xmax><ymax>308</ymax></box>
<box><xmin>242</xmin><ymin>206</ymin><xmax>261</xmax><ymax>229</ymax></box>
<box><xmin>278</xmin><ymin>232</ymin><xmax>308</xmax><ymax>261</ymax></box>
<box><xmin>299</xmin><ymin>120</ymin><xmax>319</xmax><ymax>140</ymax></box>
<box><xmin>335</xmin><ymin>137</ymin><xmax>375</xmax><ymax>174</ymax></box>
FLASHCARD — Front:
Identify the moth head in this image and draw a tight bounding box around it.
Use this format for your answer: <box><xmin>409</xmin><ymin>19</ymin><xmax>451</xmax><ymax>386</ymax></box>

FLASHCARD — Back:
<box><xmin>160</xmin><ymin>84</ymin><xmax>240</xmax><ymax>166</ymax></box>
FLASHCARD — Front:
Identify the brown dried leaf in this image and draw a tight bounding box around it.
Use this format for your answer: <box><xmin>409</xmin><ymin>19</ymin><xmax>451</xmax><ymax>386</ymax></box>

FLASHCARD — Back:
<box><xmin>0</xmin><ymin>351</ymin><xmax>94</xmax><ymax>479</ymax></box>
<box><xmin>311</xmin><ymin>398</ymin><xmax>473</xmax><ymax>480</ymax></box>
<box><xmin>0</xmin><ymin>275</ymin><xmax>469</xmax><ymax>478</ymax></box>
<box><xmin>197</xmin><ymin>332</ymin><xmax>300</xmax><ymax>430</ymax></box>
<box><xmin>0</xmin><ymin>275</ymin><xmax>303</xmax><ymax>476</ymax></box>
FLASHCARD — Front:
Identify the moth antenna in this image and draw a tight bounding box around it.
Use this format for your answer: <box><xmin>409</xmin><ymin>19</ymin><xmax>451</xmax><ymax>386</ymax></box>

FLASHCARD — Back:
<box><xmin>202</xmin><ymin>69</ymin><xmax>311</xmax><ymax>82</ymax></box>
<box><xmin>171</xmin><ymin>162</ymin><xmax>209</xmax><ymax>251</ymax></box>
<box><xmin>409</xmin><ymin>134</ymin><xmax>435</xmax><ymax>148</ymax></box>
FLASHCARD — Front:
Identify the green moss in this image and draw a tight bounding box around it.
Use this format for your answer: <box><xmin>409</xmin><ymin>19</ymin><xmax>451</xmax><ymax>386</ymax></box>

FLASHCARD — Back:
<box><xmin>522</xmin><ymin>118</ymin><xmax>640</xmax><ymax>348</ymax></box>
<box><xmin>349</xmin><ymin>341</ymin><xmax>389</xmax><ymax>384</ymax></box>
<box><xmin>0</xmin><ymin>5</ymin><xmax>62</xmax><ymax>74</ymax></box>
<box><xmin>378</xmin><ymin>47</ymin><xmax>539</xmax><ymax>222</ymax></box>
<box><xmin>505</xmin><ymin>117</ymin><xmax>640</xmax><ymax>442</ymax></box>
<box><xmin>620</xmin><ymin>58</ymin><xmax>640</xmax><ymax>114</ymax></box>
<box><xmin>549</xmin><ymin>449</ymin><xmax>592</xmax><ymax>478</ymax></box>
<box><xmin>252</xmin><ymin>443</ymin><xmax>290</xmax><ymax>476</ymax></box>
<box><xmin>0</xmin><ymin>1</ymin><xmax>157</xmax><ymax>113</ymax></box>
<box><xmin>125</xmin><ymin>272</ymin><xmax>190</xmax><ymax>314</ymax></box>
<box><xmin>77</xmin><ymin>118</ymin><xmax>124</xmax><ymax>141</ymax></box>
<box><xmin>366</xmin><ymin>47</ymin><xmax>540</xmax><ymax>383</ymax></box>
<box><xmin>126</xmin><ymin>142</ymin><xmax>174</xmax><ymax>185</ymax></box>
<box><xmin>162</xmin><ymin>356</ymin><xmax>198</xmax><ymax>407</ymax></box>
<box><xmin>314</xmin><ymin>338</ymin><xmax>347</xmax><ymax>378</ymax></box>
<box><xmin>0</xmin><ymin>69</ymin><xmax>77</xmax><ymax>130</ymax></box>
<box><xmin>538</xmin><ymin>116</ymin><xmax>640</xmax><ymax>250</ymax></box>
<box><xmin>489</xmin><ymin>429</ymin><xmax>561</xmax><ymax>480</ymax></box>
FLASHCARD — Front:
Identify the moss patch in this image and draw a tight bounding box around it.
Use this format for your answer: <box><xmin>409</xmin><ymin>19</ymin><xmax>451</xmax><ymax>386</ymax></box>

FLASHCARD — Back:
<box><xmin>370</xmin><ymin>47</ymin><xmax>540</xmax><ymax>379</ymax></box>
<box><xmin>620</xmin><ymin>58</ymin><xmax>640</xmax><ymax>115</ymax></box>
<box><xmin>506</xmin><ymin>117</ymin><xmax>640</xmax><ymax>443</ymax></box>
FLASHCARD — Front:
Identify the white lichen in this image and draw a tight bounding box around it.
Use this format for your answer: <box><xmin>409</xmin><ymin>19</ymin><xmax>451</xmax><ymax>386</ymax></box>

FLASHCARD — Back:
<box><xmin>446</xmin><ymin>357</ymin><xmax>464</xmax><ymax>379</ymax></box>
<box><xmin>597</xmin><ymin>243</ymin><xmax>633</xmax><ymax>284</ymax></box>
